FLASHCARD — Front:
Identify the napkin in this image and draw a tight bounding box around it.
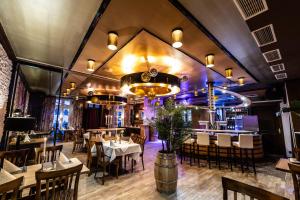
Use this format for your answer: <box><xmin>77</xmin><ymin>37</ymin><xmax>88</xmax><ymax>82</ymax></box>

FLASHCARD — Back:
<box><xmin>116</xmin><ymin>135</ymin><xmax>120</xmax><ymax>141</ymax></box>
<box><xmin>129</xmin><ymin>138</ymin><xmax>134</xmax><ymax>144</ymax></box>
<box><xmin>59</xmin><ymin>153</ymin><xmax>71</xmax><ymax>164</ymax></box>
<box><xmin>23</xmin><ymin>134</ymin><xmax>31</xmax><ymax>142</ymax></box>
<box><xmin>110</xmin><ymin>140</ymin><xmax>115</xmax><ymax>147</ymax></box>
<box><xmin>3</xmin><ymin>159</ymin><xmax>22</xmax><ymax>174</ymax></box>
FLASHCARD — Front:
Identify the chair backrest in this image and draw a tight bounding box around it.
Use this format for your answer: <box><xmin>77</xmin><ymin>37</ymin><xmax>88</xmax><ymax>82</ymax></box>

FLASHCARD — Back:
<box><xmin>222</xmin><ymin>177</ymin><xmax>289</xmax><ymax>200</ymax></box>
<box><xmin>95</xmin><ymin>142</ymin><xmax>107</xmax><ymax>163</ymax></box>
<box><xmin>35</xmin><ymin>145</ymin><xmax>63</xmax><ymax>164</ymax></box>
<box><xmin>133</xmin><ymin>135</ymin><xmax>146</xmax><ymax>153</ymax></box>
<box><xmin>196</xmin><ymin>132</ymin><xmax>210</xmax><ymax>146</ymax></box>
<box><xmin>294</xmin><ymin>148</ymin><xmax>300</xmax><ymax>161</ymax></box>
<box><xmin>217</xmin><ymin>134</ymin><xmax>231</xmax><ymax>147</ymax></box>
<box><xmin>35</xmin><ymin>164</ymin><xmax>83</xmax><ymax>200</ymax></box>
<box><xmin>239</xmin><ymin>134</ymin><xmax>254</xmax><ymax>149</ymax></box>
<box><xmin>0</xmin><ymin>176</ymin><xmax>23</xmax><ymax>200</ymax></box>
<box><xmin>0</xmin><ymin>148</ymin><xmax>30</xmax><ymax>168</ymax></box>
<box><xmin>288</xmin><ymin>162</ymin><xmax>300</xmax><ymax>200</ymax></box>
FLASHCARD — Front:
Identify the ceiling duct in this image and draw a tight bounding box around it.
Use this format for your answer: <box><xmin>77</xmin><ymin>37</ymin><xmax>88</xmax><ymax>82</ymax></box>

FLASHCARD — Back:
<box><xmin>233</xmin><ymin>0</ymin><xmax>268</xmax><ymax>20</ymax></box>
<box><xmin>263</xmin><ymin>49</ymin><xmax>282</xmax><ymax>63</ymax></box>
<box><xmin>270</xmin><ymin>63</ymin><xmax>285</xmax><ymax>73</ymax></box>
<box><xmin>252</xmin><ymin>24</ymin><xmax>277</xmax><ymax>47</ymax></box>
<box><xmin>275</xmin><ymin>73</ymin><xmax>287</xmax><ymax>80</ymax></box>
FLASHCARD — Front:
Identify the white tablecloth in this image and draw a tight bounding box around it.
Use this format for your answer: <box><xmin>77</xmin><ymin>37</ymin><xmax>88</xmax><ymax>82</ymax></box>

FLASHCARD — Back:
<box><xmin>91</xmin><ymin>140</ymin><xmax>142</xmax><ymax>162</ymax></box>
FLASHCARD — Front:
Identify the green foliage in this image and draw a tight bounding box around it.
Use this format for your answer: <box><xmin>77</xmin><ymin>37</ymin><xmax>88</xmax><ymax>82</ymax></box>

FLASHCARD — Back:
<box><xmin>149</xmin><ymin>98</ymin><xmax>191</xmax><ymax>153</ymax></box>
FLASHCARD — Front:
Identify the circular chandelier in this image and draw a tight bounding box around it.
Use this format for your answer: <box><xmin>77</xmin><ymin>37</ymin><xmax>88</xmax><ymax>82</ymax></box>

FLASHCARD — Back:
<box><xmin>86</xmin><ymin>94</ymin><xmax>127</xmax><ymax>106</ymax></box>
<box><xmin>120</xmin><ymin>72</ymin><xmax>181</xmax><ymax>100</ymax></box>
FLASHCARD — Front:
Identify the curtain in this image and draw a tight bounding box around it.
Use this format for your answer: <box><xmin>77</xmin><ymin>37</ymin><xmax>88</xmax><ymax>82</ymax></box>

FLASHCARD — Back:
<box><xmin>69</xmin><ymin>100</ymin><xmax>84</xmax><ymax>129</ymax></box>
<box><xmin>40</xmin><ymin>96</ymin><xmax>56</xmax><ymax>131</ymax></box>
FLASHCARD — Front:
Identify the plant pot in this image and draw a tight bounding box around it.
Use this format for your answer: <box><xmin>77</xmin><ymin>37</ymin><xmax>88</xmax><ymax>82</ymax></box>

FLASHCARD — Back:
<box><xmin>154</xmin><ymin>151</ymin><xmax>178</xmax><ymax>194</ymax></box>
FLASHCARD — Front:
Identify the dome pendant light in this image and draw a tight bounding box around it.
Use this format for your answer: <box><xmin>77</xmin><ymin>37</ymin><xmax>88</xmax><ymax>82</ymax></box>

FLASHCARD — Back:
<box><xmin>205</xmin><ymin>54</ymin><xmax>215</xmax><ymax>68</ymax></box>
<box><xmin>171</xmin><ymin>28</ymin><xmax>183</xmax><ymax>48</ymax></box>
<box><xmin>70</xmin><ymin>82</ymin><xmax>76</xmax><ymax>90</ymax></box>
<box><xmin>107</xmin><ymin>31</ymin><xmax>118</xmax><ymax>51</ymax></box>
<box><xmin>87</xmin><ymin>59</ymin><xmax>95</xmax><ymax>72</ymax></box>
<box><xmin>238</xmin><ymin>77</ymin><xmax>245</xmax><ymax>86</ymax></box>
<box><xmin>225</xmin><ymin>68</ymin><xmax>233</xmax><ymax>79</ymax></box>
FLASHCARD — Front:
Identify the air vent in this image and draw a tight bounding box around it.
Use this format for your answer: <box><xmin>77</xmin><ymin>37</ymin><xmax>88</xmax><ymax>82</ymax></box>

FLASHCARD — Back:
<box><xmin>263</xmin><ymin>49</ymin><xmax>282</xmax><ymax>63</ymax></box>
<box><xmin>233</xmin><ymin>0</ymin><xmax>268</xmax><ymax>20</ymax></box>
<box><xmin>270</xmin><ymin>63</ymin><xmax>285</xmax><ymax>73</ymax></box>
<box><xmin>275</xmin><ymin>73</ymin><xmax>287</xmax><ymax>80</ymax></box>
<box><xmin>252</xmin><ymin>24</ymin><xmax>277</xmax><ymax>47</ymax></box>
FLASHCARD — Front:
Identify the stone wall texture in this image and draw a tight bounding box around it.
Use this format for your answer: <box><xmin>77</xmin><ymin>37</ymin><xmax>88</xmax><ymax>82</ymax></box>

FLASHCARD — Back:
<box><xmin>0</xmin><ymin>44</ymin><xmax>12</xmax><ymax>137</ymax></box>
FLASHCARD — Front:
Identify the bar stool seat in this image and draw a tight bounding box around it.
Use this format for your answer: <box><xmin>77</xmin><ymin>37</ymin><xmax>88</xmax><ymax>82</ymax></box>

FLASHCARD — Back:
<box><xmin>196</xmin><ymin>132</ymin><xmax>211</xmax><ymax>168</ymax></box>
<box><xmin>214</xmin><ymin>133</ymin><xmax>232</xmax><ymax>170</ymax></box>
<box><xmin>232</xmin><ymin>134</ymin><xmax>256</xmax><ymax>174</ymax></box>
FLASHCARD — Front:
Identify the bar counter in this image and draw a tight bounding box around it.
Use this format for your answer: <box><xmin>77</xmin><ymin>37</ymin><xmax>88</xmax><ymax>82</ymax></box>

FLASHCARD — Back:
<box><xmin>183</xmin><ymin>130</ymin><xmax>263</xmax><ymax>159</ymax></box>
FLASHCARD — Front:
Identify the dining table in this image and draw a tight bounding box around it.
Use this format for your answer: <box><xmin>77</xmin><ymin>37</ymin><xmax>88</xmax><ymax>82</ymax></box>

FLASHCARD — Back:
<box><xmin>1</xmin><ymin>152</ymin><xmax>89</xmax><ymax>191</ymax></box>
<box><xmin>90</xmin><ymin>139</ymin><xmax>142</xmax><ymax>163</ymax></box>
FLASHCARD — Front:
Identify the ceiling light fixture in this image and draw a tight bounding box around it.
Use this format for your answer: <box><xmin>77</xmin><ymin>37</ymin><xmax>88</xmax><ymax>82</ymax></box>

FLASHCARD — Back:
<box><xmin>194</xmin><ymin>89</ymin><xmax>198</xmax><ymax>96</ymax></box>
<box><xmin>205</xmin><ymin>54</ymin><xmax>215</xmax><ymax>68</ymax></box>
<box><xmin>70</xmin><ymin>82</ymin><xmax>76</xmax><ymax>90</ymax></box>
<box><xmin>86</xmin><ymin>94</ymin><xmax>127</xmax><ymax>107</ymax></box>
<box><xmin>238</xmin><ymin>77</ymin><xmax>245</xmax><ymax>86</ymax></box>
<box><xmin>107</xmin><ymin>31</ymin><xmax>118</xmax><ymax>51</ymax></box>
<box><xmin>120</xmin><ymin>72</ymin><xmax>181</xmax><ymax>100</ymax></box>
<box><xmin>201</xmin><ymin>88</ymin><xmax>206</xmax><ymax>93</ymax></box>
<box><xmin>66</xmin><ymin>89</ymin><xmax>70</xmax><ymax>95</ymax></box>
<box><xmin>87</xmin><ymin>59</ymin><xmax>95</xmax><ymax>72</ymax></box>
<box><xmin>171</xmin><ymin>28</ymin><xmax>183</xmax><ymax>48</ymax></box>
<box><xmin>225</xmin><ymin>68</ymin><xmax>233</xmax><ymax>79</ymax></box>
<box><xmin>63</xmin><ymin>92</ymin><xmax>67</xmax><ymax>97</ymax></box>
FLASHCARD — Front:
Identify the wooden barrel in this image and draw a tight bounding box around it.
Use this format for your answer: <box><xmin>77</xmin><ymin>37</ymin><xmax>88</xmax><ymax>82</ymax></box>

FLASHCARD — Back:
<box><xmin>154</xmin><ymin>152</ymin><xmax>178</xmax><ymax>194</ymax></box>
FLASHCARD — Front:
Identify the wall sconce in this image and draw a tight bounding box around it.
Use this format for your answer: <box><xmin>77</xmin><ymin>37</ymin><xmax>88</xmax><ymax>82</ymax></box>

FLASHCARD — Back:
<box><xmin>70</xmin><ymin>82</ymin><xmax>76</xmax><ymax>90</ymax></box>
<box><xmin>238</xmin><ymin>77</ymin><xmax>245</xmax><ymax>86</ymax></box>
<box><xmin>205</xmin><ymin>54</ymin><xmax>214</xmax><ymax>68</ymax></box>
<box><xmin>87</xmin><ymin>59</ymin><xmax>95</xmax><ymax>72</ymax></box>
<box><xmin>107</xmin><ymin>31</ymin><xmax>118</xmax><ymax>51</ymax></box>
<box><xmin>171</xmin><ymin>28</ymin><xmax>183</xmax><ymax>48</ymax></box>
<box><xmin>225</xmin><ymin>68</ymin><xmax>233</xmax><ymax>79</ymax></box>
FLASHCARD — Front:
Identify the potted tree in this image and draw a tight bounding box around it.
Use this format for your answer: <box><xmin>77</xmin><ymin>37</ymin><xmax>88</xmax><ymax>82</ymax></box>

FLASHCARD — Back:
<box><xmin>150</xmin><ymin>98</ymin><xmax>191</xmax><ymax>194</ymax></box>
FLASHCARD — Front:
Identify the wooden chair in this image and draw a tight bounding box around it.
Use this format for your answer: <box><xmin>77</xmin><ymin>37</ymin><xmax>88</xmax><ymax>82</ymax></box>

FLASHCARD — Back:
<box><xmin>0</xmin><ymin>148</ymin><xmax>30</xmax><ymax>168</ymax></box>
<box><xmin>222</xmin><ymin>177</ymin><xmax>288</xmax><ymax>200</ymax></box>
<box><xmin>34</xmin><ymin>145</ymin><xmax>63</xmax><ymax>164</ymax></box>
<box><xmin>33</xmin><ymin>164</ymin><xmax>83</xmax><ymax>200</ymax></box>
<box><xmin>94</xmin><ymin>142</ymin><xmax>120</xmax><ymax>185</ymax></box>
<box><xmin>72</xmin><ymin>132</ymin><xmax>84</xmax><ymax>153</ymax></box>
<box><xmin>85</xmin><ymin>138</ymin><xmax>96</xmax><ymax>175</ymax></box>
<box><xmin>288</xmin><ymin>162</ymin><xmax>300</xmax><ymax>200</ymax></box>
<box><xmin>130</xmin><ymin>135</ymin><xmax>146</xmax><ymax>172</ymax></box>
<box><xmin>0</xmin><ymin>177</ymin><xmax>23</xmax><ymax>200</ymax></box>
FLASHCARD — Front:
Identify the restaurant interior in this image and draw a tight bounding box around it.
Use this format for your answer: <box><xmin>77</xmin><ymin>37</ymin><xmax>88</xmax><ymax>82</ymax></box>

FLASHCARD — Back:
<box><xmin>0</xmin><ymin>0</ymin><xmax>300</xmax><ymax>199</ymax></box>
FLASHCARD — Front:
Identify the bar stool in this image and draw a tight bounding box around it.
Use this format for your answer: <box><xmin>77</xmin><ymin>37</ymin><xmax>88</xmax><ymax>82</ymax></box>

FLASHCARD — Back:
<box><xmin>232</xmin><ymin>134</ymin><xmax>256</xmax><ymax>174</ymax></box>
<box><xmin>214</xmin><ymin>133</ymin><xmax>232</xmax><ymax>170</ymax></box>
<box><xmin>181</xmin><ymin>137</ymin><xmax>195</xmax><ymax>165</ymax></box>
<box><xmin>196</xmin><ymin>132</ymin><xmax>211</xmax><ymax>168</ymax></box>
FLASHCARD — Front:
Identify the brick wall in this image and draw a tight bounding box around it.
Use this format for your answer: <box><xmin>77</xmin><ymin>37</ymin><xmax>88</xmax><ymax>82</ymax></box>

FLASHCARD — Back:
<box><xmin>0</xmin><ymin>44</ymin><xmax>12</xmax><ymax>137</ymax></box>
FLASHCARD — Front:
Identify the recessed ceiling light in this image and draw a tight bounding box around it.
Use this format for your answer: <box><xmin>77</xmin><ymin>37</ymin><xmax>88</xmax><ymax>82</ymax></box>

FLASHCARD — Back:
<box><xmin>238</xmin><ymin>77</ymin><xmax>245</xmax><ymax>86</ymax></box>
<box><xmin>70</xmin><ymin>82</ymin><xmax>76</xmax><ymax>90</ymax></box>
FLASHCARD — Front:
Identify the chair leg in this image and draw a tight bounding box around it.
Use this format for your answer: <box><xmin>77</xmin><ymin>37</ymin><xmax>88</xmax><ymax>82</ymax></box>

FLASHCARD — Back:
<box><xmin>124</xmin><ymin>156</ymin><xmax>127</xmax><ymax>170</ymax></box>
<box><xmin>227</xmin><ymin>148</ymin><xmax>230</xmax><ymax>168</ymax></box>
<box><xmin>116</xmin><ymin>163</ymin><xmax>119</xmax><ymax>179</ymax></box>
<box><xmin>229</xmin><ymin>148</ymin><xmax>233</xmax><ymax>171</ymax></box>
<box><xmin>240</xmin><ymin>148</ymin><xmax>244</xmax><ymax>173</ymax></box>
<box><xmin>197</xmin><ymin>145</ymin><xmax>200</xmax><ymax>167</ymax></box>
<box><xmin>131</xmin><ymin>159</ymin><xmax>134</xmax><ymax>173</ymax></box>
<box><xmin>72</xmin><ymin>143</ymin><xmax>75</xmax><ymax>153</ymax></box>
<box><xmin>207</xmin><ymin>146</ymin><xmax>211</xmax><ymax>169</ymax></box>
<box><xmin>190</xmin><ymin>144</ymin><xmax>192</xmax><ymax>166</ymax></box>
<box><xmin>251</xmin><ymin>149</ymin><xmax>256</xmax><ymax>174</ymax></box>
<box><xmin>102</xmin><ymin>165</ymin><xmax>105</xmax><ymax>185</ymax></box>
<box><xmin>218</xmin><ymin>146</ymin><xmax>221</xmax><ymax>170</ymax></box>
<box><xmin>142</xmin><ymin>156</ymin><xmax>145</xmax><ymax>170</ymax></box>
<box><xmin>245</xmin><ymin>149</ymin><xmax>249</xmax><ymax>170</ymax></box>
<box><xmin>233</xmin><ymin>146</ymin><xmax>237</xmax><ymax>167</ymax></box>
<box><xmin>94</xmin><ymin>162</ymin><xmax>98</xmax><ymax>178</ymax></box>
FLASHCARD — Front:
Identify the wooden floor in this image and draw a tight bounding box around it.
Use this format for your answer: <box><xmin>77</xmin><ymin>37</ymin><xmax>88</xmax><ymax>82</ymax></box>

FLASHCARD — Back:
<box><xmin>61</xmin><ymin>141</ymin><xmax>293</xmax><ymax>200</ymax></box>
